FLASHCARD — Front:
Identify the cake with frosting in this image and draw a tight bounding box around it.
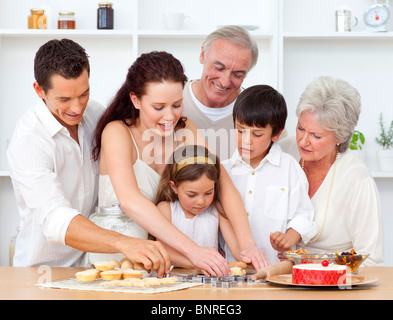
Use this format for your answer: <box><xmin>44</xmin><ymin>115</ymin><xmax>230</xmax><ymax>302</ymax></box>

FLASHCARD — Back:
<box><xmin>292</xmin><ymin>263</ymin><xmax>347</xmax><ymax>285</ymax></box>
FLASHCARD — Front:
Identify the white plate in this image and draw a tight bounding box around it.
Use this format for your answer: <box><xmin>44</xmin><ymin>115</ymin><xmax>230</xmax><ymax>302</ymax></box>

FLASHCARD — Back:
<box><xmin>267</xmin><ymin>274</ymin><xmax>378</xmax><ymax>287</ymax></box>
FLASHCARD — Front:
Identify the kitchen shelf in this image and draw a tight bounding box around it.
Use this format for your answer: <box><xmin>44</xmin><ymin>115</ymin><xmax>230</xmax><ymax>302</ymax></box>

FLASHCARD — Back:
<box><xmin>283</xmin><ymin>31</ymin><xmax>393</xmax><ymax>39</ymax></box>
<box><xmin>0</xmin><ymin>171</ymin><xmax>10</xmax><ymax>177</ymax></box>
<box><xmin>137</xmin><ymin>30</ymin><xmax>209</xmax><ymax>39</ymax></box>
<box><xmin>371</xmin><ymin>171</ymin><xmax>393</xmax><ymax>178</ymax></box>
<box><xmin>0</xmin><ymin>29</ymin><xmax>135</xmax><ymax>38</ymax></box>
<box><xmin>0</xmin><ymin>29</ymin><xmax>274</xmax><ymax>39</ymax></box>
<box><xmin>137</xmin><ymin>29</ymin><xmax>274</xmax><ymax>39</ymax></box>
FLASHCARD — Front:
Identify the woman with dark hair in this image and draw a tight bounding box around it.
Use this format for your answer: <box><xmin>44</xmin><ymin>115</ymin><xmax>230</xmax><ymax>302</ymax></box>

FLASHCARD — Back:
<box><xmin>93</xmin><ymin>51</ymin><xmax>268</xmax><ymax>276</ymax></box>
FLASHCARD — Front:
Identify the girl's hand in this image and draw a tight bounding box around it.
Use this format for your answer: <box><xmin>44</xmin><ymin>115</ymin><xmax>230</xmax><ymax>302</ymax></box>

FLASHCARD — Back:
<box><xmin>188</xmin><ymin>246</ymin><xmax>230</xmax><ymax>276</ymax></box>
<box><xmin>239</xmin><ymin>246</ymin><xmax>270</xmax><ymax>270</ymax></box>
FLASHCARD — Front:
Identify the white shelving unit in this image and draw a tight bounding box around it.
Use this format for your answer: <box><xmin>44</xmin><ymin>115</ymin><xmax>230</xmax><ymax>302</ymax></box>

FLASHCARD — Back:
<box><xmin>284</xmin><ymin>31</ymin><xmax>393</xmax><ymax>39</ymax></box>
<box><xmin>0</xmin><ymin>0</ymin><xmax>278</xmax><ymax>171</ymax></box>
<box><xmin>0</xmin><ymin>0</ymin><xmax>392</xmax><ymax>266</ymax></box>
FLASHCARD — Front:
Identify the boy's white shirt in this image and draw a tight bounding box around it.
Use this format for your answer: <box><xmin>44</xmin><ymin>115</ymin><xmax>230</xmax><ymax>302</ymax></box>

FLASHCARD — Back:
<box><xmin>221</xmin><ymin>143</ymin><xmax>317</xmax><ymax>264</ymax></box>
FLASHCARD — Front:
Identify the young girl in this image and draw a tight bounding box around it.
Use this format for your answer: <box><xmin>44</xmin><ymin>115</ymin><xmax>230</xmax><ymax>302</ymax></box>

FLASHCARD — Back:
<box><xmin>154</xmin><ymin>145</ymin><xmax>240</xmax><ymax>268</ymax></box>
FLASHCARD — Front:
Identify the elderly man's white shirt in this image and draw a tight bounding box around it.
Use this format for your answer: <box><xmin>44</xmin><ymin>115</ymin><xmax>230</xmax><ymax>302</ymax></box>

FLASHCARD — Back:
<box><xmin>222</xmin><ymin>143</ymin><xmax>316</xmax><ymax>264</ymax></box>
<box><xmin>7</xmin><ymin>99</ymin><xmax>104</xmax><ymax>267</ymax></box>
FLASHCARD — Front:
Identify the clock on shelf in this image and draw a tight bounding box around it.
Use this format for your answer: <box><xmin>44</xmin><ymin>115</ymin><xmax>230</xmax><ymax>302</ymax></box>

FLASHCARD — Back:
<box><xmin>364</xmin><ymin>2</ymin><xmax>390</xmax><ymax>32</ymax></box>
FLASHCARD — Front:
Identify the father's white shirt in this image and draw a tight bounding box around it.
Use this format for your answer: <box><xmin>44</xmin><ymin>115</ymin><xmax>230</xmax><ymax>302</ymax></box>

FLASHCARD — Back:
<box><xmin>7</xmin><ymin>99</ymin><xmax>104</xmax><ymax>266</ymax></box>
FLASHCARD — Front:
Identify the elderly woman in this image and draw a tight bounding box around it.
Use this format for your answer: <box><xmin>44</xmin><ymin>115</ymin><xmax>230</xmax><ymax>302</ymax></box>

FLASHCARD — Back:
<box><xmin>294</xmin><ymin>76</ymin><xmax>384</xmax><ymax>266</ymax></box>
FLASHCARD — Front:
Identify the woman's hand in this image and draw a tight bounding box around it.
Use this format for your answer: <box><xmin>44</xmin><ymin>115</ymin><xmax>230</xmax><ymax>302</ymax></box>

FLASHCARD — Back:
<box><xmin>188</xmin><ymin>246</ymin><xmax>230</xmax><ymax>276</ymax></box>
<box><xmin>239</xmin><ymin>246</ymin><xmax>270</xmax><ymax>271</ymax></box>
<box><xmin>121</xmin><ymin>239</ymin><xmax>171</xmax><ymax>278</ymax></box>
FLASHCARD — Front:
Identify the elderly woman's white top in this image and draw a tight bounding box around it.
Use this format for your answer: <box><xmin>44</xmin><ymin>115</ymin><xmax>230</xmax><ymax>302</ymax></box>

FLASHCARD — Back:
<box><xmin>304</xmin><ymin>151</ymin><xmax>384</xmax><ymax>266</ymax></box>
<box><xmin>278</xmin><ymin>137</ymin><xmax>384</xmax><ymax>266</ymax></box>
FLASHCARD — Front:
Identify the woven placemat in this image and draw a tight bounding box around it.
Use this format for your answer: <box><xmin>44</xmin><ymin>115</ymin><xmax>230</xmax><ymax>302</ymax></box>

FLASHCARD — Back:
<box><xmin>37</xmin><ymin>278</ymin><xmax>202</xmax><ymax>294</ymax></box>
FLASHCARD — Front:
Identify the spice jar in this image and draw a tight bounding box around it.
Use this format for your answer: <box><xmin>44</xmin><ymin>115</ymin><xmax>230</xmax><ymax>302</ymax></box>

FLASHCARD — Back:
<box><xmin>28</xmin><ymin>8</ymin><xmax>47</xmax><ymax>29</ymax></box>
<box><xmin>87</xmin><ymin>204</ymin><xmax>148</xmax><ymax>264</ymax></box>
<box><xmin>97</xmin><ymin>2</ymin><xmax>114</xmax><ymax>29</ymax></box>
<box><xmin>58</xmin><ymin>12</ymin><xmax>76</xmax><ymax>29</ymax></box>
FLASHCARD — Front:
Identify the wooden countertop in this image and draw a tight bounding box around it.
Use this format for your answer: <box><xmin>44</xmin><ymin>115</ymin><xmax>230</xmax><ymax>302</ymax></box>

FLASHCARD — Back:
<box><xmin>0</xmin><ymin>266</ymin><xmax>392</xmax><ymax>301</ymax></box>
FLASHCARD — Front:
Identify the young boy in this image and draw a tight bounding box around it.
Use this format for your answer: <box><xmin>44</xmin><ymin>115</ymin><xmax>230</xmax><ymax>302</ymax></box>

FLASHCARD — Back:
<box><xmin>221</xmin><ymin>85</ymin><xmax>317</xmax><ymax>264</ymax></box>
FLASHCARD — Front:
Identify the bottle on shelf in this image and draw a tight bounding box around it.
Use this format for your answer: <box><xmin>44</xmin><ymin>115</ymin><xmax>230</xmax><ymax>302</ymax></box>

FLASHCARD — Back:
<box><xmin>28</xmin><ymin>8</ymin><xmax>47</xmax><ymax>29</ymax></box>
<box><xmin>58</xmin><ymin>12</ymin><xmax>76</xmax><ymax>30</ymax></box>
<box><xmin>97</xmin><ymin>2</ymin><xmax>114</xmax><ymax>29</ymax></box>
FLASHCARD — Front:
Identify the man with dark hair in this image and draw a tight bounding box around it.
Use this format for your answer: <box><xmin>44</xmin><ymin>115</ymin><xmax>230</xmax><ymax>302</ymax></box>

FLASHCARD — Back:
<box><xmin>7</xmin><ymin>39</ymin><xmax>169</xmax><ymax>274</ymax></box>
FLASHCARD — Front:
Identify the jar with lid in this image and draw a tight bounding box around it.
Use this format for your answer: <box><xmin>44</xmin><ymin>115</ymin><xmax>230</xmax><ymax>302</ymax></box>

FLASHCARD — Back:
<box><xmin>28</xmin><ymin>8</ymin><xmax>47</xmax><ymax>29</ymax></box>
<box><xmin>87</xmin><ymin>204</ymin><xmax>148</xmax><ymax>264</ymax></box>
<box><xmin>97</xmin><ymin>2</ymin><xmax>114</xmax><ymax>29</ymax></box>
<box><xmin>58</xmin><ymin>12</ymin><xmax>76</xmax><ymax>29</ymax></box>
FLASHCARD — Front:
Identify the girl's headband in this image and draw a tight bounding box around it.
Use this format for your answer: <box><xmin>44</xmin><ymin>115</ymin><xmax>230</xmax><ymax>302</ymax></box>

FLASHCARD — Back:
<box><xmin>176</xmin><ymin>156</ymin><xmax>215</xmax><ymax>172</ymax></box>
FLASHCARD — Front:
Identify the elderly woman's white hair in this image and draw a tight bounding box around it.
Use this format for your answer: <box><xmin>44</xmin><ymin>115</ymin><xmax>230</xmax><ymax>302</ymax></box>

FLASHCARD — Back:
<box><xmin>296</xmin><ymin>76</ymin><xmax>361</xmax><ymax>153</ymax></box>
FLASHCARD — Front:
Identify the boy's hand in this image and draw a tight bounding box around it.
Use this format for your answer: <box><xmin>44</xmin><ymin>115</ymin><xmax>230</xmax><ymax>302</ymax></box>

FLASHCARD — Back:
<box><xmin>270</xmin><ymin>229</ymin><xmax>300</xmax><ymax>252</ymax></box>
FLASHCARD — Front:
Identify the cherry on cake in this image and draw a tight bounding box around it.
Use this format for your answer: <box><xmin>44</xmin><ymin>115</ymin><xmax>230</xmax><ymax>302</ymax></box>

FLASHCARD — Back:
<box><xmin>292</xmin><ymin>263</ymin><xmax>347</xmax><ymax>285</ymax></box>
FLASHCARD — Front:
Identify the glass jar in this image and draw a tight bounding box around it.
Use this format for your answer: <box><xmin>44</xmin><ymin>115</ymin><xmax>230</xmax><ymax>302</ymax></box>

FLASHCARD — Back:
<box><xmin>28</xmin><ymin>8</ymin><xmax>47</xmax><ymax>29</ymax></box>
<box><xmin>9</xmin><ymin>228</ymin><xmax>19</xmax><ymax>266</ymax></box>
<box><xmin>58</xmin><ymin>12</ymin><xmax>76</xmax><ymax>29</ymax></box>
<box><xmin>90</xmin><ymin>204</ymin><xmax>147</xmax><ymax>238</ymax></box>
<box><xmin>97</xmin><ymin>2</ymin><xmax>114</xmax><ymax>29</ymax></box>
<box><xmin>87</xmin><ymin>204</ymin><xmax>148</xmax><ymax>264</ymax></box>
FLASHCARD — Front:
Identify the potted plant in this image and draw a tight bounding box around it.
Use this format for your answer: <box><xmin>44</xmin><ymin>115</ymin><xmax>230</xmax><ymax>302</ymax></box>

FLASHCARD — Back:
<box><xmin>350</xmin><ymin>130</ymin><xmax>365</xmax><ymax>150</ymax></box>
<box><xmin>375</xmin><ymin>113</ymin><xmax>393</xmax><ymax>172</ymax></box>
<box><xmin>349</xmin><ymin>130</ymin><xmax>366</xmax><ymax>161</ymax></box>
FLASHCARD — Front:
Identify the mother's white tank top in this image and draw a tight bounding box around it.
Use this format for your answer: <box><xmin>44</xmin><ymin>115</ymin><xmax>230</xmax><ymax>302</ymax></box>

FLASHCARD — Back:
<box><xmin>97</xmin><ymin>125</ymin><xmax>161</xmax><ymax>241</ymax></box>
<box><xmin>98</xmin><ymin>125</ymin><xmax>160</xmax><ymax>206</ymax></box>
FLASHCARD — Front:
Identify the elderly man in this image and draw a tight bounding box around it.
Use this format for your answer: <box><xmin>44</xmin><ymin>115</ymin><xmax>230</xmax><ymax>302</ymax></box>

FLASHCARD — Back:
<box><xmin>183</xmin><ymin>26</ymin><xmax>267</xmax><ymax>160</ymax></box>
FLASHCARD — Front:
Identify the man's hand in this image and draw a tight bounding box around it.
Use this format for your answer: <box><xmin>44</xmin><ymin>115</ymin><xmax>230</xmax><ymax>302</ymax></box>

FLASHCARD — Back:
<box><xmin>121</xmin><ymin>239</ymin><xmax>171</xmax><ymax>278</ymax></box>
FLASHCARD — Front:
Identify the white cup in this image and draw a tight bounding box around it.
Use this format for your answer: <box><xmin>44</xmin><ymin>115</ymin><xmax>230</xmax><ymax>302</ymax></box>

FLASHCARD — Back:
<box><xmin>163</xmin><ymin>12</ymin><xmax>186</xmax><ymax>30</ymax></box>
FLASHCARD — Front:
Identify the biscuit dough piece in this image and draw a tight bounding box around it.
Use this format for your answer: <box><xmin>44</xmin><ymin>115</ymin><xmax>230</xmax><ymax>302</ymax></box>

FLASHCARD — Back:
<box><xmin>230</xmin><ymin>267</ymin><xmax>246</xmax><ymax>276</ymax></box>
<box><xmin>121</xmin><ymin>269</ymin><xmax>144</xmax><ymax>279</ymax></box>
<box><xmin>228</xmin><ymin>261</ymin><xmax>248</xmax><ymax>269</ymax></box>
<box><xmin>100</xmin><ymin>270</ymin><xmax>122</xmax><ymax>281</ymax></box>
<box><xmin>93</xmin><ymin>261</ymin><xmax>116</xmax><ymax>271</ymax></box>
<box><xmin>75</xmin><ymin>269</ymin><xmax>100</xmax><ymax>281</ymax></box>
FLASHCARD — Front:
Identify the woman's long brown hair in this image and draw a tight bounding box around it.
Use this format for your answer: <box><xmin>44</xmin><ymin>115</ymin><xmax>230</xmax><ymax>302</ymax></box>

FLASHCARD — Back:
<box><xmin>92</xmin><ymin>51</ymin><xmax>188</xmax><ymax>161</ymax></box>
